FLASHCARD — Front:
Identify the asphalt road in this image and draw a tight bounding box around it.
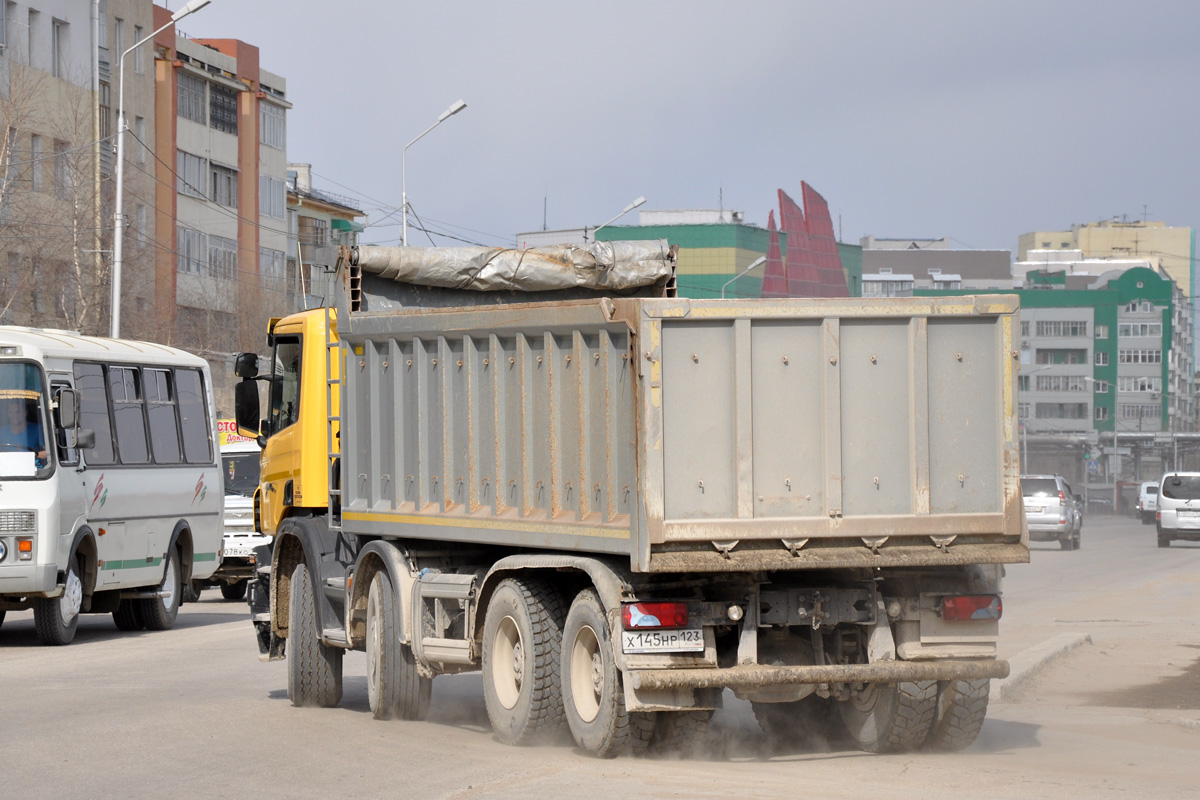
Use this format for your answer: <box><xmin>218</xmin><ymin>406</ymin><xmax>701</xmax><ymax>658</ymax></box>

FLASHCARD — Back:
<box><xmin>3</xmin><ymin>515</ymin><xmax>1198</xmax><ymax>800</ymax></box>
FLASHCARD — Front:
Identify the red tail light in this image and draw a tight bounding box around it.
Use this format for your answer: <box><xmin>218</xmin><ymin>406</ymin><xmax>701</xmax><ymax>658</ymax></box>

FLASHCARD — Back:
<box><xmin>941</xmin><ymin>595</ymin><xmax>1002</xmax><ymax>621</ymax></box>
<box><xmin>622</xmin><ymin>602</ymin><xmax>688</xmax><ymax>630</ymax></box>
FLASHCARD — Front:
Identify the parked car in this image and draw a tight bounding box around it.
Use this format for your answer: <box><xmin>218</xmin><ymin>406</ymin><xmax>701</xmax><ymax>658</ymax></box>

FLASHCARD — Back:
<box><xmin>1155</xmin><ymin>472</ymin><xmax>1200</xmax><ymax>548</ymax></box>
<box><xmin>1021</xmin><ymin>474</ymin><xmax>1082</xmax><ymax>550</ymax></box>
<box><xmin>1137</xmin><ymin>480</ymin><xmax>1160</xmax><ymax>524</ymax></box>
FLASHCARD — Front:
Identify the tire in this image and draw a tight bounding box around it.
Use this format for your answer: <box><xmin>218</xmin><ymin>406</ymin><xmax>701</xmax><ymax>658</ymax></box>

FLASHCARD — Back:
<box><xmin>649</xmin><ymin>710</ymin><xmax>711</xmax><ymax>756</ymax></box>
<box><xmin>839</xmin><ymin>680</ymin><xmax>937</xmax><ymax>753</ymax></box>
<box><xmin>0</xmin><ymin>609</ymin><xmax>6</xmax><ymax>630</ymax></box>
<box><xmin>925</xmin><ymin>679</ymin><xmax>990</xmax><ymax>752</ymax></box>
<box><xmin>366</xmin><ymin>570</ymin><xmax>431</xmax><ymax>721</ymax></box>
<box><xmin>220</xmin><ymin>579</ymin><xmax>248</xmax><ymax>601</ymax></box>
<box><xmin>752</xmin><ymin>695</ymin><xmax>839</xmax><ymax>748</ymax></box>
<box><xmin>1158</xmin><ymin>535</ymin><xmax>1171</xmax><ymax>548</ymax></box>
<box><xmin>183</xmin><ymin>580</ymin><xmax>203</xmax><ymax>603</ymax></box>
<box><xmin>138</xmin><ymin>548</ymin><xmax>182</xmax><ymax>631</ymax></box>
<box><xmin>287</xmin><ymin>562</ymin><xmax>343</xmax><ymax>708</ymax></box>
<box><xmin>33</xmin><ymin>554</ymin><xmax>84</xmax><ymax>646</ymax></box>
<box><xmin>481</xmin><ymin>578</ymin><xmax>567</xmax><ymax>745</ymax></box>
<box><xmin>1059</xmin><ymin>536</ymin><xmax>1074</xmax><ymax>551</ymax></box>
<box><xmin>561</xmin><ymin>588</ymin><xmax>655</xmax><ymax>757</ymax></box>
<box><xmin>113</xmin><ymin>599</ymin><xmax>145</xmax><ymax>631</ymax></box>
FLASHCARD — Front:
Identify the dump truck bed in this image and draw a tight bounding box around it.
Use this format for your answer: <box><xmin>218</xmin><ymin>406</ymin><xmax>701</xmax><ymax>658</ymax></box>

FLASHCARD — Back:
<box><xmin>337</xmin><ymin>293</ymin><xmax>1026</xmax><ymax>573</ymax></box>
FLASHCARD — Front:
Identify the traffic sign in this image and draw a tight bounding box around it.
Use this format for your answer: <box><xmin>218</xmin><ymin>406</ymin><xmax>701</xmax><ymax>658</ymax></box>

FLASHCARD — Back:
<box><xmin>1087</xmin><ymin>460</ymin><xmax>1100</xmax><ymax>474</ymax></box>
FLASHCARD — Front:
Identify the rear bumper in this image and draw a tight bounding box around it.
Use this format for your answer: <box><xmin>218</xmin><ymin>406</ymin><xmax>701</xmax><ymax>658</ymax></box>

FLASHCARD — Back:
<box><xmin>627</xmin><ymin>658</ymin><xmax>1009</xmax><ymax>691</ymax></box>
<box><xmin>1027</xmin><ymin>524</ymin><xmax>1071</xmax><ymax>541</ymax></box>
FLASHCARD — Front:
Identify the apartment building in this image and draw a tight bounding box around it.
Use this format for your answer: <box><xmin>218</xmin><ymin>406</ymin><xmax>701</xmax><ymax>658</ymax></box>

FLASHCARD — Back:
<box><xmin>285</xmin><ymin>162</ymin><xmax>364</xmax><ymax>311</ymax></box>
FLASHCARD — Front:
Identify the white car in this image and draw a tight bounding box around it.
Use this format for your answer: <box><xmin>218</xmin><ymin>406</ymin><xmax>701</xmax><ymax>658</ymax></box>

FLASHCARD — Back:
<box><xmin>1156</xmin><ymin>472</ymin><xmax>1200</xmax><ymax>548</ymax></box>
<box><xmin>1137</xmin><ymin>480</ymin><xmax>1159</xmax><ymax>524</ymax></box>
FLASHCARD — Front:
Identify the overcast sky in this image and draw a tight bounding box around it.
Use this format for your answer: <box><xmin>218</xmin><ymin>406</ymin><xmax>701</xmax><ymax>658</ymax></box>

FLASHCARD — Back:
<box><xmin>175</xmin><ymin>1</ymin><xmax>1200</xmax><ymax>253</ymax></box>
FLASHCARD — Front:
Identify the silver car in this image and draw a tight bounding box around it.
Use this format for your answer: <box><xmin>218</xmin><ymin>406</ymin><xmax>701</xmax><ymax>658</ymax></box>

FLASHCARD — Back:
<box><xmin>1156</xmin><ymin>472</ymin><xmax>1200</xmax><ymax>548</ymax></box>
<box><xmin>1021</xmin><ymin>474</ymin><xmax>1081</xmax><ymax>550</ymax></box>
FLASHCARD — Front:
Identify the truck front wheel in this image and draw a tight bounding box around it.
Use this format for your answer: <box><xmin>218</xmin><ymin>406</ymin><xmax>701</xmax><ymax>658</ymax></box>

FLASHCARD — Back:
<box><xmin>287</xmin><ymin>562</ymin><xmax>343</xmax><ymax>707</ymax></box>
<box><xmin>366</xmin><ymin>570</ymin><xmax>430</xmax><ymax>720</ymax></box>
<box><xmin>561</xmin><ymin>589</ymin><xmax>655</xmax><ymax>757</ymax></box>
<box><xmin>839</xmin><ymin>680</ymin><xmax>937</xmax><ymax>753</ymax></box>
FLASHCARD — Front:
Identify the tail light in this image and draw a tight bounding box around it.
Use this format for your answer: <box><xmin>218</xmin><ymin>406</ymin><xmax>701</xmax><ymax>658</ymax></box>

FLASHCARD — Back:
<box><xmin>941</xmin><ymin>595</ymin><xmax>1002</xmax><ymax>621</ymax></box>
<box><xmin>622</xmin><ymin>602</ymin><xmax>688</xmax><ymax>630</ymax></box>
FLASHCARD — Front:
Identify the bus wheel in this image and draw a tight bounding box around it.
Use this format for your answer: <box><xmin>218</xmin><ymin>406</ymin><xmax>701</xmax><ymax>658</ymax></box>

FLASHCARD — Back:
<box><xmin>139</xmin><ymin>548</ymin><xmax>182</xmax><ymax>630</ymax></box>
<box><xmin>113</xmin><ymin>599</ymin><xmax>146</xmax><ymax>631</ymax></box>
<box><xmin>221</xmin><ymin>580</ymin><xmax>248</xmax><ymax>601</ymax></box>
<box><xmin>366</xmin><ymin>570</ymin><xmax>431</xmax><ymax>720</ymax></box>
<box><xmin>287</xmin><ymin>562</ymin><xmax>343</xmax><ymax>707</ymax></box>
<box><xmin>481</xmin><ymin>578</ymin><xmax>567</xmax><ymax>745</ymax></box>
<box><xmin>839</xmin><ymin>680</ymin><xmax>937</xmax><ymax>753</ymax></box>
<box><xmin>34</xmin><ymin>554</ymin><xmax>83</xmax><ymax>645</ymax></box>
<box><xmin>561</xmin><ymin>589</ymin><xmax>655</xmax><ymax>757</ymax></box>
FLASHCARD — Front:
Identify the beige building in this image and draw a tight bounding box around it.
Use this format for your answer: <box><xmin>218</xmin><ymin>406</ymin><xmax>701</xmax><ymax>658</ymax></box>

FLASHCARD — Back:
<box><xmin>1018</xmin><ymin>220</ymin><xmax>1195</xmax><ymax>297</ymax></box>
<box><xmin>285</xmin><ymin>162</ymin><xmax>365</xmax><ymax>311</ymax></box>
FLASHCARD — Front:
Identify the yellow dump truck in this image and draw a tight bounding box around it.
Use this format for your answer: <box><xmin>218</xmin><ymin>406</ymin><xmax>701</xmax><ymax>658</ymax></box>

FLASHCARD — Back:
<box><xmin>235</xmin><ymin>242</ymin><xmax>1027</xmax><ymax>757</ymax></box>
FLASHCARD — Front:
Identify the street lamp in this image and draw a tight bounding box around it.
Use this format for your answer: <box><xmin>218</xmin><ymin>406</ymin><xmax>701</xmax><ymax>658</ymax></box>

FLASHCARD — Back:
<box><xmin>401</xmin><ymin>99</ymin><xmax>467</xmax><ymax>246</ymax></box>
<box><xmin>111</xmin><ymin>0</ymin><xmax>213</xmax><ymax>338</ymax></box>
<box><xmin>720</xmin><ymin>256</ymin><xmax>766</xmax><ymax>298</ymax></box>
<box><xmin>589</xmin><ymin>196</ymin><xmax>646</xmax><ymax>241</ymax></box>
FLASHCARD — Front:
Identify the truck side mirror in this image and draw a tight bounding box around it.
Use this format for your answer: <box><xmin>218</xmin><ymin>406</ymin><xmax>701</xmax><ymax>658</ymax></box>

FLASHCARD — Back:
<box><xmin>55</xmin><ymin>388</ymin><xmax>78</xmax><ymax>428</ymax></box>
<box><xmin>234</xmin><ymin>352</ymin><xmax>260</xmax><ymax>379</ymax></box>
<box><xmin>235</xmin><ymin>380</ymin><xmax>262</xmax><ymax>441</ymax></box>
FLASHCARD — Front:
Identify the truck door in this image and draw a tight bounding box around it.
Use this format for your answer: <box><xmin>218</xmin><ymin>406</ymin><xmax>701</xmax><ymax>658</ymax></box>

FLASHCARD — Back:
<box><xmin>260</xmin><ymin>335</ymin><xmax>303</xmax><ymax>533</ymax></box>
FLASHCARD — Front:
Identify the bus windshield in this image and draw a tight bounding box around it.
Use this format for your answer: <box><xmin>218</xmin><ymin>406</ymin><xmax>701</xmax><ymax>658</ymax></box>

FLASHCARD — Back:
<box><xmin>0</xmin><ymin>362</ymin><xmax>51</xmax><ymax>479</ymax></box>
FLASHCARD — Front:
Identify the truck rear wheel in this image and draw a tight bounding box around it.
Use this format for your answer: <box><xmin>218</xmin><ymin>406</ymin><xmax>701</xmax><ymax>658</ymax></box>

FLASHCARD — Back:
<box><xmin>649</xmin><ymin>710</ymin><xmax>711</xmax><ymax>755</ymax></box>
<box><xmin>367</xmin><ymin>570</ymin><xmax>430</xmax><ymax>721</ymax></box>
<box><xmin>561</xmin><ymin>589</ymin><xmax>655</xmax><ymax>757</ymax></box>
<box><xmin>482</xmin><ymin>577</ymin><xmax>566</xmax><ymax>745</ymax></box>
<box><xmin>839</xmin><ymin>680</ymin><xmax>937</xmax><ymax>753</ymax></box>
<box><xmin>138</xmin><ymin>548</ymin><xmax>182</xmax><ymax>631</ymax></box>
<box><xmin>925</xmin><ymin>679</ymin><xmax>990</xmax><ymax>751</ymax></box>
<box><xmin>221</xmin><ymin>579</ymin><xmax>248</xmax><ymax>601</ymax></box>
<box><xmin>287</xmin><ymin>562</ymin><xmax>343</xmax><ymax>708</ymax></box>
<box><xmin>33</xmin><ymin>554</ymin><xmax>83</xmax><ymax>646</ymax></box>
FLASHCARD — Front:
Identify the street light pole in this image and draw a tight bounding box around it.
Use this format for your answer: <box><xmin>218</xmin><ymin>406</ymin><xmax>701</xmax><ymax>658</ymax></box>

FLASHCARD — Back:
<box><xmin>591</xmin><ymin>196</ymin><xmax>646</xmax><ymax>241</ymax></box>
<box><xmin>720</xmin><ymin>256</ymin><xmax>767</xmax><ymax>299</ymax></box>
<box><xmin>111</xmin><ymin>0</ymin><xmax>212</xmax><ymax>338</ymax></box>
<box><xmin>402</xmin><ymin>99</ymin><xmax>467</xmax><ymax>246</ymax></box>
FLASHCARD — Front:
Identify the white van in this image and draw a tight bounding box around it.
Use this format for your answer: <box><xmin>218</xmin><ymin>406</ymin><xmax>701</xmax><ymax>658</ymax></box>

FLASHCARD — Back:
<box><xmin>1156</xmin><ymin>472</ymin><xmax>1200</xmax><ymax>548</ymax></box>
<box><xmin>0</xmin><ymin>327</ymin><xmax>222</xmax><ymax>644</ymax></box>
<box><xmin>1137</xmin><ymin>480</ymin><xmax>1159</xmax><ymax>524</ymax></box>
<box><xmin>193</xmin><ymin>438</ymin><xmax>270</xmax><ymax>600</ymax></box>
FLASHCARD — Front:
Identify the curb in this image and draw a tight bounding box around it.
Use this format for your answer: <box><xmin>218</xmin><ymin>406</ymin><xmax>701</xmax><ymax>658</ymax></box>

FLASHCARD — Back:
<box><xmin>994</xmin><ymin>632</ymin><xmax>1093</xmax><ymax>702</ymax></box>
<box><xmin>1179</xmin><ymin>718</ymin><xmax>1200</xmax><ymax>732</ymax></box>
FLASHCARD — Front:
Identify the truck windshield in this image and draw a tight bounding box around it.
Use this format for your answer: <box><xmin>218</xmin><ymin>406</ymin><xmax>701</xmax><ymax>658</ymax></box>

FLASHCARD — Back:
<box><xmin>1161</xmin><ymin>476</ymin><xmax>1200</xmax><ymax>501</ymax></box>
<box><xmin>0</xmin><ymin>362</ymin><xmax>51</xmax><ymax>479</ymax></box>
<box><xmin>222</xmin><ymin>452</ymin><xmax>260</xmax><ymax>497</ymax></box>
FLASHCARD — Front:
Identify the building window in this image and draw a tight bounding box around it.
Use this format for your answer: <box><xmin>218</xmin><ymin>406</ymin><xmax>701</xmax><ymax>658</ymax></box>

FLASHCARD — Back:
<box><xmin>1018</xmin><ymin>403</ymin><xmax>1030</xmax><ymax>420</ymax></box>
<box><xmin>177</xmin><ymin>71</ymin><xmax>206</xmax><ymax>124</ymax></box>
<box><xmin>1119</xmin><ymin>404</ymin><xmax>1159</xmax><ymax>420</ymax></box>
<box><xmin>177</xmin><ymin>225</ymin><xmax>208</xmax><ymax>275</ymax></box>
<box><xmin>1035</xmin><ymin>403</ymin><xmax>1088</xmax><ymax>420</ymax></box>
<box><xmin>30</xmin><ymin>134</ymin><xmax>42</xmax><ymax>191</ymax></box>
<box><xmin>132</xmin><ymin>25</ymin><xmax>143</xmax><ymax>73</ymax></box>
<box><xmin>1095</xmin><ymin>325</ymin><xmax>1108</xmax><ymax>340</ymax></box>
<box><xmin>135</xmin><ymin>204</ymin><xmax>146</xmax><ymax>244</ymax></box>
<box><xmin>1095</xmin><ymin>351</ymin><xmax>1109</xmax><ymax>366</ymax></box>
<box><xmin>1036</xmin><ymin>321</ymin><xmax>1088</xmax><ymax>337</ymax></box>
<box><xmin>53</xmin><ymin>140</ymin><xmax>72</xmax><ymax>200</ymax></box>
<box><xmin>98</xmin><ymin>82</ymin><xmax>112</xmax><ymax>143</ymax></box>
<box><xmin>1118</xmin><ymin>322</ymin><xmax>1162</xmax><ymax>337</ymax></box>
<box><xmin>1020</xmin><ymin>321</ymin><xmax>1030</xmax><ymax>337</ymax></box>
<box><xmin>1118</xmin><ymin>349</ymin><xmax>1161</xmax><ymax>364</ymax></box>
<box><xmin>176</xmin><ymin>150</ymin><xmax>206</xmax><ymax>198</ymax></box>
<box><xmin>1095</xmin><ymin>406</ymin><xmax>1109</xmax><ymax>421</ymax></box>
<box><xmin>1093</xmin><ymin>380</ymin><xmax>1109</xmax><ymax>394</ymax></box>
<box><xmin>260</xmin><ymin>102</ymin><xmax>285</xmax><ymax>149</ymax></box>
<box><xmin>1035</xmin><ymin>348</ymin><xmax>1086</xmax><ymax>365</ymax></box>
<box><xmin>210</xmin><ymin>163</ymin><xmax>238</xmax><ymax>208</ymax></box>
<box><xmin>209</xmin><ymin>84</ymin><xmax>238</xmax><ymax>134</ymax></box>
<box><xmin>51</xmin><ymin>19</ymin><xmax>66</xmax><ymax>79</ymax></box>
<box><xmin>1125</xmin><ymin>300</ymin><xmax>1154</xmax><ymax>313</ymax></box>
<box><xmin>1018</xmin><ymin>375</ymin><xmax>1029</xmax><ymax>391</ymax></box>
<box><xmin>260</xmin><ymin>247</ymin><xmax>285</xmax><ymax>286</ymax></box>
<box><xmin>208</xmin><ymin>235</ymin><xmax>237</xmax><ymax>280</ymax></box>
<box><xmin>97</xmin><ymin>0</ymin><xmax>107</xmax><ymax>49</ymax></box>
<box><xmin>1118</xmin><ymin>376</ymin><xmax>1162</xmax><ymax>393</ymax></box>
<box><xmin>1035</xmin><ymin>375</ymin><xmax>1088</xmax><ymax>392</ymax></box>
<box><xmin>113</xmin><ymin>16</ymin><xmax>123</xmax><ymax>56</ymax></box>
<box><xmin>134</xmin><ymin>116</ymin><xmax>145</xmax><ymax>164</ymax></box>
<box><xmin>259</xmin><ymin>175</ymin><xmax>285</xmax><ymax>218</ymax></box>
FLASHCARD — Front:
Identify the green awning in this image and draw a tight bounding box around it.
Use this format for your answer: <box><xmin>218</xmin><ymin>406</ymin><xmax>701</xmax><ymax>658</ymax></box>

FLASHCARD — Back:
<box><xmin>331</xmin><ymin>218</ymin><xmax>364</xmax><ymax>234</ymax></box>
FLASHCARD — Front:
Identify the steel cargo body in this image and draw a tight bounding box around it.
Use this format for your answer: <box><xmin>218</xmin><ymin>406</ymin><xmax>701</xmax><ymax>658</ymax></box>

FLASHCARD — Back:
<box><xmin>337</xmin><ymin>294</ymin><xmax>1026</xmax><ymax>573</ymax></box>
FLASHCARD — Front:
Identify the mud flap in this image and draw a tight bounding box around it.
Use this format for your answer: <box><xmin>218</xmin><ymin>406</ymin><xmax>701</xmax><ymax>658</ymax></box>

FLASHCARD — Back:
<box><xmin>248</xmin><ymin>545</ymin><xmax>285</xmax><ymax>662</ymax></box>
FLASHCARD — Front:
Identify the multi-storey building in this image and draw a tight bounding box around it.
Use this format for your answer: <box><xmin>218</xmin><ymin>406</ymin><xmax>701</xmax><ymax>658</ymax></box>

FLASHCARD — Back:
<box><xmin>285</xmin><ymin>162</ymin><xmax>364</xmax><ymax>311</ymax></box>
<box><xmin>859</xmin><ymin>237</ymin><xmax>1012</xmax><ymax>297</ymax></box>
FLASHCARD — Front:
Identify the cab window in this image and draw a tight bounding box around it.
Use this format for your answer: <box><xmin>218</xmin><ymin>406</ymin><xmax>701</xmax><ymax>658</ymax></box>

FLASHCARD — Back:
<box><xmin>270</xmin><ymin>338</ymin><xmax>302</xmax><ymax>433</ymax></box>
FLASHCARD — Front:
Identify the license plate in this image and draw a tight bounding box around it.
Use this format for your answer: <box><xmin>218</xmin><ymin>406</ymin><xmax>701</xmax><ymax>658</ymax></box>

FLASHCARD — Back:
<box><xmin>223</xmin><ymin>545</ymin><xmax>254</xmax><ymax>558</ymax></box>
<box><xmin>1025</xmin><ymin>506</ymin><xmax>1041</xmax><ymax>514</ymax></box>
<box><xmin>622</xmin><ymin>628</ymin><xmax>704</xmax><ymax>654</ymax></box>
<box><xmin>1178</xmin><ymin>510</ymin><xmax>1200</xmax><ymax>518</ymax></box>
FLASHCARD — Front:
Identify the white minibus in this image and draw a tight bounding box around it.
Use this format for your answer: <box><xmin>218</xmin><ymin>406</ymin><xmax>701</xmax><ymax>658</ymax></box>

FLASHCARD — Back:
<box><xmin>0</xmin><ymin>327</ymin><xmax>222</xmax><ymax>645</ymax></box>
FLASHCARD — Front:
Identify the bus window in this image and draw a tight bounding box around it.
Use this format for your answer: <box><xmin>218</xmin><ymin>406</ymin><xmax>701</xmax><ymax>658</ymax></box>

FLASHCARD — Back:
<box><xmin>145</xmin><ymin>368</ymin><xmax>181</xmax><ymax>464</ymax></box>
<box><xmin>110</xmin><ymin>366</ymin><xmax>149</xmax><ymax>464</ymax></box>
<box><xmin>177</xmin><ymin>368</ymin><xmax>212</xmax><ymax>464</ymax></box>
<box><xmin>74</xmin><ymin>363</ymin><xmax>116</xmax><ymax>465</ymax></box>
